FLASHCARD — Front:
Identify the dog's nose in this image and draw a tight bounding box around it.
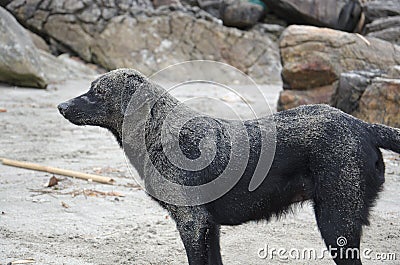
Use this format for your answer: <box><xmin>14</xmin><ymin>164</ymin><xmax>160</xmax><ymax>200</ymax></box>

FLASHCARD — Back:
<box><xmin>57</xmin><ymin>102</ymin><xmax>69</xmax><ymax>115</ymax></box>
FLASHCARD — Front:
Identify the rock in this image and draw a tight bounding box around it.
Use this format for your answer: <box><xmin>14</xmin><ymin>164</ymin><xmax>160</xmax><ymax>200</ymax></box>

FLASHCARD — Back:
<box><xmin>387</xmin><ymin>65</ymin><xmax>400</xmax><ymax>79</ymax></box>
<box><xmin>263</xmin><ymin>0</ymin><xmax>347</xmax><ymax>28</ymax></box>
<box><xmin>356</xmin><ymin>78</ymin><xmax>400</xmax><ymax>128</ymax></box>
<box><xmin>280</xmin><ymin>25</ymin><xmax>400</xmax><ymax>90</ymax></box>
<box><xmin>221</xmin><ymin>0</ymin><xmax>265</xmax><ymax>29</ymax></box>
<box><xmin>6</xmin><ymin>1</ymin><xmax>281</xmax><ymax>83</ymax></box>
<box><xmin>28</xmin><ymin>31</ymin><xmax>51</xmax><ymax>52</ymax></box>
<box><xmin>197</xmin><ymin>0</ymin><xmax>221</xmax><ymax>18</ymax></box>
<box><xmin>0</xmin><ymin>6</ymin><xmax>97</xmax><ymax>88</ymax></box>
<box><xmin>278</xmin><ymin>25</ymin><xmax>400</xmax><ymax>111</ymax></box>
<box><xmin>152</xmin><ymin>0</ymin><xmax>180</xmax><ymax>9</ymax></box>
<box><xmin>39</xmin><ymin>52</ymin><xmax>99</xmax><ymax>83</ymax></box>
<box><xmin>335</xmin><ymin>0</ymin><xmax>363</xmax><ymax>32</ymax></box>
<box><xmin>331</xmin><ymin>70</ymin><xmax>384</xmax><ymax>114</ymax></box>
<box><xmin>366</xmin><ymin>16</ymin><xmax>400</xmax><ymax>45</ymax></box>
<box><xmin>0</xmin><ymin>0</ymin><xmax>11</xmax><ymax>7</ymax></box>
<box><xmin>0</xmin><ymin>7</ymin><xmax>47</xmax><ymax>88</ymax></box>
<box><xmin>329</xmin><ymin>68</ymin><xmax>400</xmax><ymax>128</ymax></box>
<box><xmin>363</xmin><ymin>0</ymin><xmax>400</xmax><ymax>22</ymax></box>
<box><xmin>277</xmin><ymin>84</ymin><xmax>336</xmax><ymax>111</ymax></box>
<box><xmin>253</xmin><ymin>23</ymin><xmax>285</xmax><ymax>41</ymax></box>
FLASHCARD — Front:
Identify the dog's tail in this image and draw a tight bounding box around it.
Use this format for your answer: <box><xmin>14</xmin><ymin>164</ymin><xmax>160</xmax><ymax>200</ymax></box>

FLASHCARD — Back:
<box><xmin>371</xmin><ymin>123</ymin><xmax>400</xmax><ymax>154</ymax></box>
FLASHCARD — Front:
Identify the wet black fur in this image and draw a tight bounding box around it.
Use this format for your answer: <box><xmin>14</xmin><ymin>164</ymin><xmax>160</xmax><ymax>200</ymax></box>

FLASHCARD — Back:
<box><xmin>58</xmin><ymin>69</ymin><xmax>400</xmax><ymax>265</ymax></box>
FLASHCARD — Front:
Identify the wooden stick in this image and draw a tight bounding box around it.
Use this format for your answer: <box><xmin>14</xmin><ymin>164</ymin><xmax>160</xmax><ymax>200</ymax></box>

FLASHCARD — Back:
<box><xmin>1</xmin><ymin>158</ymin><xmax>115</xmax><ymax>185</ymax></box>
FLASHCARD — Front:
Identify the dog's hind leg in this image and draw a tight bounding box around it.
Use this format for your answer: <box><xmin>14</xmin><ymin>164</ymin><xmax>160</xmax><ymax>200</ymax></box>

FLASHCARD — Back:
<box><xmin>314</xmin><ymin>198</ymin><xmax>363</xmax><ymax>265</ymax></box>
<box><xmin>312</xmin><ymin>163</ymin><xmax>367</xmax><ymax>264</ymax></box>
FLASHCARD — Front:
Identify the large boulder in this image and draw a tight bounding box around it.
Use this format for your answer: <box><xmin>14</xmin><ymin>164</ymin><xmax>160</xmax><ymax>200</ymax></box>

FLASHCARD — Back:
<box><xmin>6</xmin><ymin>0</ymin><xmax>281</xmax><ymax>83</ymax></box>
<box><xmin>0</xmin><ymin>7</ymin><xmax>47</xmax><ymax>88</ymax></box>
<box><xmin>0</xmin><ymin>6</ymin><xmax>97</xmax><ymax>88</ymax></box>
<box><xmin>278</xmin><ymin>25</ymin><xmax>400</xmax><ymax>110</ymax></box>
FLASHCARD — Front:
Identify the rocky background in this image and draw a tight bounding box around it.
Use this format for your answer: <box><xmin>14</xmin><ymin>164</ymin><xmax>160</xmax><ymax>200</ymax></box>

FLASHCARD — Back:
<box><xmin>0</xmin><ymin>0</ymin><xmax>399</xmax><ymax>126</ymax></box>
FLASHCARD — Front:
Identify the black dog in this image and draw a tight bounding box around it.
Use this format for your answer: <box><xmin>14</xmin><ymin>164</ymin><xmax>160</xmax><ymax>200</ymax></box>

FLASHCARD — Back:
<box><xmin>58</xmin><ymin>69</ymin><xmax>400</xmax><ymax>265</ymax></box>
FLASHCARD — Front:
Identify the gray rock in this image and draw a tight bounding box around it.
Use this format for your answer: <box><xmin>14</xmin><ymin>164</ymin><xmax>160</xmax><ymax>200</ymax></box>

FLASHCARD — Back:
<box><xmin>221</xmin><ymin>0</ymin><xmax>265</xmax><ymax>29</ymax></box>
<box><xmin>28</xmin><ymin>31</ymin><xmax>51</xmax><ymax>52</ymax></box>
<box><xmin>0</xmin><ymin>7</ymin><xmax>47</xmax><ymax>88</ymax></box>
<box><xmin>197</xmin><ymin>0</ymin><xmax>221</xmax><ymax>18</ymax></box>
<box><xmin>366</xmin><ymin>16</ymin><xmax>400</xmax><ymax>45</ymax></box>
<box><xmin>77</xmin><ymin>3</ymin><xmax>102</xmax><ymax>23</ymax></box>
<box><xmin>387</xmin><ymin>65</ymin><xmax>400</xmax><ymax>79</ymax></box>
<box><xmin>63</xmin><ymin>0</ymin><xmax>85</xmax><ymax>12</ymax></box>
<box><xmin>363</xmin><ymin>0</ymin><xmax>400</xmax><ymax>22</ymax></box>
<box><xmin>152</xmin><ymin>0</ymin><xmax>180</xmax><ymax>9</ymax></box>
<box><xmin>39</xmin><ymin>52</ymin><xmax>98</xmax><ymax>83</ymax></box>
<box><xmin>6</xmin><ymin>0</ymin><xmax>281</xmax><ymax>83</ymax></box>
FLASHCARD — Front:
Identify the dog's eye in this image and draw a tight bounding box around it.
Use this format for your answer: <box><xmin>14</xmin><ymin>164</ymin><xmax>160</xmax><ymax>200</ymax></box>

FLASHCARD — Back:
<box><xmin>96</xmin><ymin>88</ymin><xmax>106</xmax><ymax>95</ymax></box>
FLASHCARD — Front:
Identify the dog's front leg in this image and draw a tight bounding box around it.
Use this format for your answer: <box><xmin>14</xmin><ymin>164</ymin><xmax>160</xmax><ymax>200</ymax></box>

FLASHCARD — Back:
<box><xmin>171</xmin><ymin>206</ymin><xmax>219</xmax><ymax>265</ymax></box>
<box><xmin>177</xmin><ymin>220</ymin><xmax>208</xmax><ymax>265</ymax></box>
<box><xmin>206</xmin><ymin>224</ymin><xmax>223</xmax><ymax>265</ymax></box>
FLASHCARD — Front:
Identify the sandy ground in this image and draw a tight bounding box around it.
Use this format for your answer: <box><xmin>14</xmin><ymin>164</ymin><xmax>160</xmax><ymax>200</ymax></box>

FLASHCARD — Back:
<box><xmin>0</xmin><ymin>78</ymin><xmax>399</xmax><ymax>265</ymax></box>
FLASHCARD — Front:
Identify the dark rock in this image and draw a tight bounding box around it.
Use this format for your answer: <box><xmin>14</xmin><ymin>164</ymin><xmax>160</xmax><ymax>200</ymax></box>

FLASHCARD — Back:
<box><xmin>221</xmin><ymin>0</ymin><xmax>265</xmax><ymax>29</ymax></box>
<box><xmin>335</xmin><ymin>0</ymin><xmax>363</xmax><ymax>32</ymax></box>
<box><xmin>0</xmin><ymin>0</ymin><xmax>12</xmax><ymax>7</ymax></box>
<box><xmin>263</xmin><ymin>0</ymin><xmax>347</xmax><ymax>28</ymax></box>
<box><xmin>366</xmin><ymin>16</ymin><xmax>400</xmax><ymax>45</ymax></box>
<box><xmin>332</xmin><ymin>70</ymin><xmax>384</xmax><ymax>114</ymax></box>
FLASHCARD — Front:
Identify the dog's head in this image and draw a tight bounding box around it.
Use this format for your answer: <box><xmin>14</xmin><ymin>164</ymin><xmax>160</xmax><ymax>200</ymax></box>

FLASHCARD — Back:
<box><xmin>58</xmin><ymin>68</ymin><xmax>146</xmax><ymax>132</ymax></box>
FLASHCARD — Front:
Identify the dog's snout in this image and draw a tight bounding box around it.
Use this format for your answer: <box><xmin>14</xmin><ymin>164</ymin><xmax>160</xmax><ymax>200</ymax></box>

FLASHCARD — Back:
<box><xmin>57</xmin><ymin>102</ymin><xmax>69</xmax><ymax>115</ymax></box>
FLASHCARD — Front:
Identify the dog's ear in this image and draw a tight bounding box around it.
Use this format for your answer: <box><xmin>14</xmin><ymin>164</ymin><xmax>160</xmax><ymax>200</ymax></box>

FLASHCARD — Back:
<box><xmin>121</xmin><ymin>73</ymin><xmax>145</xmax><ymax>114</ymax></box>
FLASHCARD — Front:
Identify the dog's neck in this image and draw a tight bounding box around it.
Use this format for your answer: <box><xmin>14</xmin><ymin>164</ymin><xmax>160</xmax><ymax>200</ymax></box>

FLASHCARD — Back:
<box><xmin>112</xmin><ymin>83</ymin><xmax>179</xmax><ymax>177</ymax></box>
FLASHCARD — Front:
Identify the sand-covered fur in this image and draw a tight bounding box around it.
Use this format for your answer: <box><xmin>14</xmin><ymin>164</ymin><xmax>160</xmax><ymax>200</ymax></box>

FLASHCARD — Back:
<box><xmin>58</xmin><ymin>69</ymin><xmax>400</xmax><ymax>265</ymax></box>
